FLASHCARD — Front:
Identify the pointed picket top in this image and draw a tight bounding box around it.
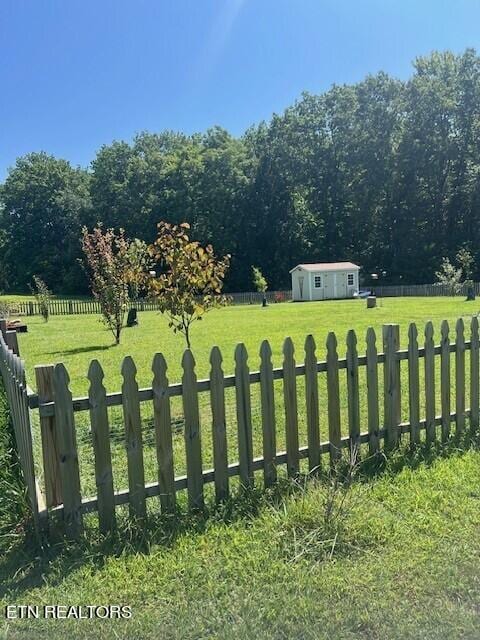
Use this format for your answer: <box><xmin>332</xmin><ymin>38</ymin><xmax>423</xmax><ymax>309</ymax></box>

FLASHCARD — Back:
<box><xmin>88</xmin><ymin>358</ymin><xmax>104</xmax><ymax>384</ymax></box>
<box><xmin>283</xmin><ymin>336</ymin><xmax>295</xmax><ymax>361</ymax></box>
<box><xmin>152</xmin><ymin>352</ymin><xmax>168</xmax><ymax>386</ymax></box>
<box><xmin>304</xmin><ymin>333</ymin><xmax>316</xmax><ymax>355</ymax></box>
<box><xmin>121</xmin><ymin>355</ymin><xmax>137</xmax><ymax>379</ymax></box>
<box><xmin>260</xmin><ymin>339</ymin><xmax>272</xmax><ymax>361</ymax></box>
<box><xmin>425</xmin><ymin>321</ymin><xmax>434</xmax><ymax>341</ymax></box>
<box><xmin>471</xmin><ymin>315</ymin><xmax>479</xmax><ymax>346</ymax></box>
<box><xmin>366</xmin><ymin>326</ymin><xmax>377</xmax><ymax>349</ymax></box>
<box><xmin>456</xmin><ymin>317</ymin><xmax>465</xmax><ymax>338</ymax></box>
<box><xmin>346</xmin><ymin>329</ymin><xmax>357</xmax><ymax>351</ymax></box>
<box><xmin>441</xmin><ymin>319</ymin><xmax>449</xmax><ymax>340</ymax></box>
<box><xmin>408</xmin><ymin>323</ymin><xmax>418</xmax><ymax>344</ymax></box>
<box><xmin>88</xmin><ymin>359</ymin><xmax>105</xmax><ymax>405</ymax></box>
<box><xmin>210</xmin><ymin>345</ymin><xmax>223</xmax><ymax>370</ymax></box>
<box><xmin>181</xmin><ymin>348</ymin><xmax>195</xmax><ymax>369</ymax></box>
<box><xmin>54</xmin><ymin>362</ymin><xmax>71</xmax><ymax>388</ymax></box>
<box><xmin>235</xmin><ymin>342</ymin><xmax>248</xmax><ymax>366</ymax></box>
<box><xmin>326</xmin><ymin>331</ymin><xmax>338</xmax><ymax>353</ymax></box>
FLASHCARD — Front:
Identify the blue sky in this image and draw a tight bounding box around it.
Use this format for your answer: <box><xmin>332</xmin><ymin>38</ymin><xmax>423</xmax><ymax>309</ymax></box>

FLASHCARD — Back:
<box><xmin>1</xmin><ymin>0</ymin><xmax>479</xmax><ymax>179</ymax></box>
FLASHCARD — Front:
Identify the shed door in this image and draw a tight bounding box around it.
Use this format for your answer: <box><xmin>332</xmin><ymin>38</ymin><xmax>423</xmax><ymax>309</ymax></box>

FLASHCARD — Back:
<box><xmin>324</xmin><ymin>273</ymin><xmax>335</xmax><ymax>299</ymax></box>
<box><xmin>336</xmin><ymin>272</ymin><xmax>347</xmax><ymax>299</ymax></box>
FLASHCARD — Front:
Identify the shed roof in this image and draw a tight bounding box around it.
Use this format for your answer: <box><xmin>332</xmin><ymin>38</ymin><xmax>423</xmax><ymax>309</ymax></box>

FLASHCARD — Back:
<box><xmin>289</xmin><ymin>262</ymin><xmax>360</xmax><ymax>273</ymax></box>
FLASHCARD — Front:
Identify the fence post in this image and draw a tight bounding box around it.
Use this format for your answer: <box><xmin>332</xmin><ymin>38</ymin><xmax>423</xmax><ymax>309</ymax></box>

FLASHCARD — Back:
<box><xmin>35</xmin><ymin>365</ymin><xmax>62</xmax><ymax>508</ymax></box>
<box><xmin>53</xmin><ymin>363</ymin><xmax>83</xmax><ymax>539</ymax></box>
<box><xmin>5</xmin><ymin>330</ymin><xmax>19</xmax><ymax>356</ymax></box>
<box><xmin>0</xmin><ymin>319</ymin><xmax>7</xmax><ymax>339</ymax></box>
<box><xmin>383</xmin><ymin>324</ymin><xmax>401</xmax><ymax>450</ymax></box>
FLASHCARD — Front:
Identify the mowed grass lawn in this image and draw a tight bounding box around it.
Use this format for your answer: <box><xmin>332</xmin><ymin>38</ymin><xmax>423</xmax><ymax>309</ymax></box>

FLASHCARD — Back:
<box><xmin>2</xmin><ymin>448</ymin><xmax>480</xmax><ymax>639</ymax></box>
<box><xmin>17</xmin><ymin>296</ymin><xmax>475</xmax><ymax>391</ymax></box>
<box><xmin>15</xmin><ymin>296</ymin><xmax>480</xmax><ymax>500</ymax></box>
<box><xmin>2</xmin><ymin>297</ymin><xmax>480</xmax><ymax>639</ymax></box>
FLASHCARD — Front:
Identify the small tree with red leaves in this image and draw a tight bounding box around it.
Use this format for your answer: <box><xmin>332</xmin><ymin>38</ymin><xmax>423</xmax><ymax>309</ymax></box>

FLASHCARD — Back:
<box><xmin>149</xmin><ymin>222</ymin><xmax>230</xmax><ymax>350</ymax></box>
<box><xmin>81</xmin><ymin>225</ymin><xmax>132</xmax><ymax>345</ymax></box>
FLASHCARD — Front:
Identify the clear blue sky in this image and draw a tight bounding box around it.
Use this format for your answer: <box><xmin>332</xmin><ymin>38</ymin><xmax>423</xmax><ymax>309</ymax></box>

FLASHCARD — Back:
<box><xmin>1</xmin><ymin>0</ymin><xmax>479</xmax><ymax>179</ymax></box>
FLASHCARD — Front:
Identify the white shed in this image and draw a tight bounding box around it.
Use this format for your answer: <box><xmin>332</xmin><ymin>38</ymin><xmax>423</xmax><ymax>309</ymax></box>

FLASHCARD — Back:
<box><xmin>290</xmin><ymin>262</ymin><xmax>360</xmax><ymax>301</ymax></box>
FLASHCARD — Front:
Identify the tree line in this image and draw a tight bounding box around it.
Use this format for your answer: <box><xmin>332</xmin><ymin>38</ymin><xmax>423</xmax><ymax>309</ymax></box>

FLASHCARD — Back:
<box><xmin>1</xmin><ymin>49</ymin><xmax>480</xmax><ymax>294</ymax></box>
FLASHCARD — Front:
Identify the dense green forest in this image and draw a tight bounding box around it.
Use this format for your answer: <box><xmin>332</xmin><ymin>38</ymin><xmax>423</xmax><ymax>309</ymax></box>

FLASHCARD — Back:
<box><xmin>1</xmin><ymin>49</ymin><xmax>480</xmax><ymax>294</ymax></box>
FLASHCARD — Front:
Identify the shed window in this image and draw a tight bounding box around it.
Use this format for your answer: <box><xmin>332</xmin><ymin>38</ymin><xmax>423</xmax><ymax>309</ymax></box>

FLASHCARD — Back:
<box><xmin>347</xmin><ymin>273</ymin><xmax>354</xmax><ymax>286</ymax></box>
<box><xmin>314</xmin><ymin>275</ymin><xmax>322</xmax><ymax>288</ymax></box>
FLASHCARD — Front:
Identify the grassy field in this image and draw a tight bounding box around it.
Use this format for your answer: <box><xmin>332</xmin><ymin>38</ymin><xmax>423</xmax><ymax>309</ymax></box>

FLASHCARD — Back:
<box><xmin>2</xmin><ymin>297</ymin><xmax>480</xmax><ymax>638</ymax></box>
<box><xmin>17</xmin><ymin>296</ymin><xmax>475</xmax><ymax>390</ymax></box>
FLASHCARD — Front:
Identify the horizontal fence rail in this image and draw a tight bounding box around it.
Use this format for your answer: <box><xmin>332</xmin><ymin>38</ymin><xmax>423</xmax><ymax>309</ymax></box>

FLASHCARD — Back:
<box><xmin>0</xmin><ymin>314</ymin><xmax>474</xmax><ymax>541</ymax></box>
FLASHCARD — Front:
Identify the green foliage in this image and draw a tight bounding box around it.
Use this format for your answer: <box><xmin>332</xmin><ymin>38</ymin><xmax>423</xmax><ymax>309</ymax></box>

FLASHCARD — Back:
<box><xmin>30</xmin><ymin>275</ymin><xmax>52</xmax><ymax>321</ymax></box>
<box><xmin>3</xmin><ymin>51</ymin><xmax>480</xmax><ymax>293</ymax></box>
<box><xmin>435</xmin><ymin>257</ymin><xmax>463</xmax><ymax>294</ymax></box>
<box><xmin>0</xmin><ymin>152</ymin><xmax>91</xmax><ymax>293</ymax></box>
<box><xmin>456</xmin><ymin>247</ymin><xmax>474</xmax><ymax>280</ymax></box>
<box><xmin>149</xmin><ymin>222</ymin><xmax>230</xmax><ymax>349</ymax></box>
<box><xmin>251</xmin><ymin>265</ymin><xmax>267</xmax><ymax>293</ymax></box>
<box><xmin>435</xmin><ymin>249</ymin><xmax>476</xmax><ymax>294</ymax></box>
<box><xmin>125</xmin><ymin>238</ymin><xmax>152</xmax><ymax>302</ymax></box>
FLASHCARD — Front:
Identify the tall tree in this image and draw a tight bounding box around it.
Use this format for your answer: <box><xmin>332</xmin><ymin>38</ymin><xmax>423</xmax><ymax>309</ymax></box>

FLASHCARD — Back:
<box><xmin>0</xmin><ymin>152</ymin><xmax>91</xmax><ymax>292</ymax></box>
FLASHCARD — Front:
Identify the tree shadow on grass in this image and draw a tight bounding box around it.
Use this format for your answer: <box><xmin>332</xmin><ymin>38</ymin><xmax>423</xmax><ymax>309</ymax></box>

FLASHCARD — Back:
<box><xmin>1</xmin><ymin>431</ymin><xmax>479</xmax><ymax>599</ymax></box>
<box><xmin>46</xmin><ymin>344</ymin><xmax>113</xmax><ymax>357</ymax></box>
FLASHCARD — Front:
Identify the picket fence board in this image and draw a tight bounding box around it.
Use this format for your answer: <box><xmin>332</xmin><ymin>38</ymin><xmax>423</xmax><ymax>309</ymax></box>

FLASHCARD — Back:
<box><xmin>88</xmin><ymin>359</ymin><xmax>116</xmax><ymax>533</ymax></box>
<box><xmin>304</xmin><ymin>334</ymin><xmax>320</xmax><ymax>472</ymax></box>
<box><xmin>121</xmin><ymin>356</ymin><xmax>147</xmax><ymax>521</ymax></box>
<box><xmin>152</xmin><ymin>353</ymin><xmax>176</xmax><ymax>512</ymax></box>
<box><xmin>456</xmin><ymin>318</ymin><xmax>466</xmax><ymax>435</ymax></box>
<box><xmin>259</xmin><ymin>340</ymin><xmax>277</xmax><ymax>487</ymax></box>
<box><xmin>283</xmin><ymin>337</ymin><xmax>299</xmax><ymax>477</ymax></box>
<box><xmin>209</xmin><ymin>347</ymin><xmax>229</xmax><ymax>501</ymax></box>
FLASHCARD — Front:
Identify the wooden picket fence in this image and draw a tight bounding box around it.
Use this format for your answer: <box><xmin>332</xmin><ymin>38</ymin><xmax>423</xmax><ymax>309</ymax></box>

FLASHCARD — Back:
<box><xmin>12</xmin><ymin>291</ymin><xmax>292</xmax><ymax>317</ymax></box>
<box><xmin>1</xmin><ymin>316</ymin><xmax>479</xmax><ymax>539</ymax></box>
<box><xmin>6</xmin><ymin>283</ymin><xmax>477</xmax><ymax>319</ymax></box>
<box><xmin>0</xmin><ymin>320</ymin><xmax>46</xmax><ymax>531</ymax></box>
<box><xmin>374</xmin><ymin>282</ymin><xmax>480</xmax><ymax>297</ymax></box>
